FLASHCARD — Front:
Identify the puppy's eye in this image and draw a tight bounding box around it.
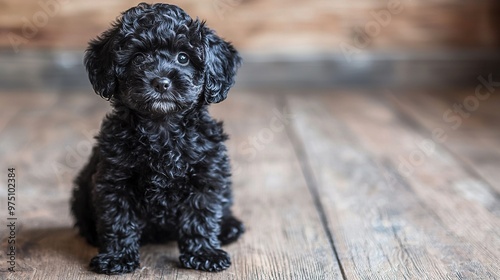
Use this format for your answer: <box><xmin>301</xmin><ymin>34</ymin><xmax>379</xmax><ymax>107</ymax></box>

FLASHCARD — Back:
<box><xmin>133</xmin><ymin>53</ymin><xmax>146</xmax><ymax>63</ymax></box>
<box><xmin>177</xmin><ymin>52</ymin><xmax>189</xmax><ymax>65</ymax></box>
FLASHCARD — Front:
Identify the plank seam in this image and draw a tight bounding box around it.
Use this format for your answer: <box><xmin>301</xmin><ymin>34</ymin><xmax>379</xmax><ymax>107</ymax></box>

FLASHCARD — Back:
<box><xmin>279</xmin><ymin>95</ymin><xmax>347</xmax><ymax>280</ymax></box>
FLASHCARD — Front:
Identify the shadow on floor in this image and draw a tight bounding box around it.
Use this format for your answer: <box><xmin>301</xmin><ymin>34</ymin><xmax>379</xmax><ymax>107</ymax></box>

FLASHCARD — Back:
<box><xmin>1</xmin><ymin>226</ymin><xmax>184</xmax><ymax>274</ymax></box>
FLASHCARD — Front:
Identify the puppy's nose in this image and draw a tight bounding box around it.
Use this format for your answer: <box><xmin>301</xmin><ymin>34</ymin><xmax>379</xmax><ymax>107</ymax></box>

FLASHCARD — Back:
<box><xmin>151</xmin><ymin>78</ymin><xmax>171</xmax><ymax>93</ymax></box>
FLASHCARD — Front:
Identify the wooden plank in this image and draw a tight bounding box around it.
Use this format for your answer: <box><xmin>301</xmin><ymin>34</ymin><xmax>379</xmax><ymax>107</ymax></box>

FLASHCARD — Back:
<box><xmin>0</xmin><ymin>91</ymin><xmax>60</xmax><ymax>134</ymax></box>
<box><xmin>0</xmin><ymin>91</ymin><xmax>108</xmax><ymax>193</ymax></box>
<box><xmin>0</xmin><ymin>91</ymin><xmax>104</xmax><ymax>279</ymax></box>
<box><xmin>386</xmin><ymin>90</ymin><xmax>500</xmax><ymax>193</ymax></box>
<box><xmin>0</xmin><ymin>91</ymin><xmax>343</xmax><ymax>279</ymax></box>
<box><xmin>287</xmin><ymin>91</ymin><xmax>500</xmax><ymax>279</ymax></box>
<box><xmin>208</xmin><ymin>91</ymin><xmax>344</xmax><ymax>280</ymax></box>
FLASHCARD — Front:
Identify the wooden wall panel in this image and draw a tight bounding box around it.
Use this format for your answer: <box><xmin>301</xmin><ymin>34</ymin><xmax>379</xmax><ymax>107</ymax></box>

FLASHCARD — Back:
<box><xmin>0</xmin><ymin>0</ymin><xmax>498</xmax><ymax>53</ymax></box>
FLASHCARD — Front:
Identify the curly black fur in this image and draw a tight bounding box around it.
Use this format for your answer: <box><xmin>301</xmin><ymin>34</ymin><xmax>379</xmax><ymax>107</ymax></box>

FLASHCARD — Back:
<box><xmin>70</xmin><ymin>3</ymin><xmax>244</xmax><ymax>275</ymax></box>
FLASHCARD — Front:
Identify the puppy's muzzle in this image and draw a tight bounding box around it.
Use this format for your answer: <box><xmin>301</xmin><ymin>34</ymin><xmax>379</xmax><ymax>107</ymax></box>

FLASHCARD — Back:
<box><xmin>151</xmin><ymin>77</ymin><xmax>172</xmax><ymax>94</ymax></box>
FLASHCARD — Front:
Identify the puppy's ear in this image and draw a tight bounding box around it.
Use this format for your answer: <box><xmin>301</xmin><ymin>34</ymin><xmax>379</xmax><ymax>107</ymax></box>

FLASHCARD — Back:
<box><xmin>202</xmin><ymin>27</ymin><xmax>241</xmax><ymax>104</ymax></box>
<box><xmin>84</xmin><ymin>28</ymin><xmax>119</xmax><ymax>99</ymax></box>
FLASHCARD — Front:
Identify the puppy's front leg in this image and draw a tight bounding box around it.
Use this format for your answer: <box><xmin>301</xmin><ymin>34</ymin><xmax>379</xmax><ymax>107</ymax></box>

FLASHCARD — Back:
<box><xmin>178</xmin><ymin>191</ymin><xmax>231</xmax><ymax>272</ymax></box>
<box><xmin>89</xmin><ymin>164</ymin><xmax>141</xmax><ymax>274</ymax></box>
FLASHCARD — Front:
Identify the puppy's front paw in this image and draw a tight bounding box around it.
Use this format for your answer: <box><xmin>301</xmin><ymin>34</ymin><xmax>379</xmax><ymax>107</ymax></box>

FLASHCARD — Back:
<box><xmin>179</xmin><ymin>249</ymin><xmax>231</xmax><ymax>272</ymax></box>
<box><xmin>89</xmin><ymin>252</ymin><xmax>140</xmax><ymax>274</ymax></box>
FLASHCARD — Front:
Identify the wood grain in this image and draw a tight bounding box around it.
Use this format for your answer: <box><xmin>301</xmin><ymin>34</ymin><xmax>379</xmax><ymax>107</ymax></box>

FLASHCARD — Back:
<box><xmin>0</xmin><ymin>0</ymin><xmax>498</xmax><ymax>53</ymax></box>
<box><xmin>1</xmin><ymin>89</ymin><xmax>499</xmax><ymax>279</ymax></box>
<box><xmin>386</xmin><ymin>90</ymin><xmax>500</xmax><ymax>193</ymax></box>
<box><xmin>0</xmin><ymin>90</ymin><xmax>343</xmax><ymax>279</ymax></box>
<box><xmin>286</xmin><ymin>91</ymin><xmax>500</xmax><ymax>279</ymax></box>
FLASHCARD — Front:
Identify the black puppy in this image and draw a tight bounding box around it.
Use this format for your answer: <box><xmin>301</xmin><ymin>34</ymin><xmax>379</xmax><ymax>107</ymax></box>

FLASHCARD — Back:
<box><xmin>71</xmin><ymin>3</ymin><xmax>244</xmax><ymax>274</ymax></box>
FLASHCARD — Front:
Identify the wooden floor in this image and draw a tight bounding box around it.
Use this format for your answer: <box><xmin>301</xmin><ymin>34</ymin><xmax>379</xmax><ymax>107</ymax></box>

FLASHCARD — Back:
<box><xmin>0</xmin><ymin>89</ymin><xmax>499</xmax><ymax>279</ymax></box>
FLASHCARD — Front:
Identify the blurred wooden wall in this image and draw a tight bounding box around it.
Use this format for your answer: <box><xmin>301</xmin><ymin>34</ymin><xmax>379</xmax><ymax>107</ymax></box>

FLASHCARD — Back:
<box><xmin>0</xmin><ymin>0</ymin><xmax>498</xmax><ymax>54</ymax></box>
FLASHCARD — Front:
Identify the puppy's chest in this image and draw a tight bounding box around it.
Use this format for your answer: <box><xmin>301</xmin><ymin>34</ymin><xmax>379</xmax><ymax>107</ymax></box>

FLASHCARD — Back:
<box><xmin>134</xmin><ymin>128</ymin><xmax>207</xmax><ymax>182</ymax></box>
<box><xmin>135</xmin><ymin>133</ymin><xmax>200</xmax><ymax>221</ymax></box>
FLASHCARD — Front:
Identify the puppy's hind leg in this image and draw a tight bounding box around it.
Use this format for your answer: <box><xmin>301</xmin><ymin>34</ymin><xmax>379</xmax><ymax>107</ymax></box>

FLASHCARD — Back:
<box><xmin>71</xmin><ymin>147</ymin><xmax>100</xmax><ymax>246</ymax></box>
<box><xmin>218</xmin><ymin>208</ymin><xmax>244</xmax><ymax>245</ymax></box>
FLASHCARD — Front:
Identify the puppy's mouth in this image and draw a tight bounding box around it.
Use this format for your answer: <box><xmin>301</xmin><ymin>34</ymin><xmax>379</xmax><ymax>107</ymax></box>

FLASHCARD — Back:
<box><xmin>150</xmin><ymin>99</ymin><xmax>179</xmax><ymax>113</ymax></box>
<box><xmin>123</xmin><ymin>89</ymin><xmax>183</xmax><ymax>115</ymax></box>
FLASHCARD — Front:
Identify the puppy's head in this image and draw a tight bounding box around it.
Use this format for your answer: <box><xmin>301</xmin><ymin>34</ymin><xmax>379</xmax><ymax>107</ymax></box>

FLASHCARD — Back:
<box><xmin>85</xmin><ymin>3</ymin><xmax>241</xmax><ymax>115</ymax></box>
